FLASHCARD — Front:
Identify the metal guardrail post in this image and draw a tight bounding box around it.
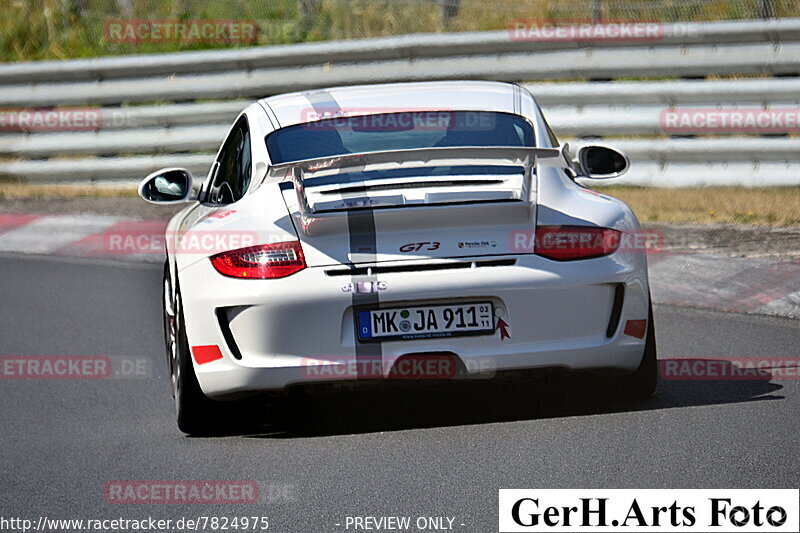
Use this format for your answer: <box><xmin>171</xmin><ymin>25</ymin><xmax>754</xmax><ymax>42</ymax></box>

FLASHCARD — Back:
<box><xmin>760</xmin><ymin>0</ymin><xmax>775</xmax><ymax>19</ymax></box>
<box><xmin>592</xmin><ymin>0</ymin><xmax>603</xmax><ymax>23</ymax></box>
<box><xmin>298</xmin><ymin>0</ymin><xmax>319</xmax><ymax>32</ymax></box>
<box><xmin>439</xmin><ymin>0</ymin><xmax>460</xmax><ymax>25</ymax></box>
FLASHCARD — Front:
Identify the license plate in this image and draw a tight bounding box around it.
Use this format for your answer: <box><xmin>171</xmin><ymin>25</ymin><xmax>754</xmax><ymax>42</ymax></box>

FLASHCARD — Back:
<box><xmin>357</xmin><ymin>302</ymin><xmax>494</xmax><ymax>342</ymax></box>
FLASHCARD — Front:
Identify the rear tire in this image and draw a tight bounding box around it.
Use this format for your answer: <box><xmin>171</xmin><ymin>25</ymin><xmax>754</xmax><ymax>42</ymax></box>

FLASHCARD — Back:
<box><xmin>162</xmin><ymin>261</ymin><xmax>175</xmax><ymax>383</ymax></box>
<box><xmin>166</xmin><ymin>277</ymin><xmax>223</xmax><ymax>435</ymax></box>
<box><xmin>616</xmin><ymin>302</ymin><xmax>658</xmax><ymax>400</ymax></box>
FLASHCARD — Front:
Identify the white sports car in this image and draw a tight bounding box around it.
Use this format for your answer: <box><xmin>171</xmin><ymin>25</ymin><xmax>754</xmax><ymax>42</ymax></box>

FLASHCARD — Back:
<box><xmin>139</xmin><ymin>81</ymin><xmax>656</xmax><ymax>434</ymax></box>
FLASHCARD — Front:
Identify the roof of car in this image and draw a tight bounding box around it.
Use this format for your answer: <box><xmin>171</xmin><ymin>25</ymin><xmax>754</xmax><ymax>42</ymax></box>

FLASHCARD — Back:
<box><xmin>259</xmin><ymin>81</ymin><xmax>521</xmax><ymax>129</ymax></box>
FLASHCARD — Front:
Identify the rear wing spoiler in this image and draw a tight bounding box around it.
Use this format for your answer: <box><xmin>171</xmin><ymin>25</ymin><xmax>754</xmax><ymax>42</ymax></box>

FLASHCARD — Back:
<box><xmin>265</xmin><ymin>145</ymin><xmax>574</xmax><ymax>217</ymax></box>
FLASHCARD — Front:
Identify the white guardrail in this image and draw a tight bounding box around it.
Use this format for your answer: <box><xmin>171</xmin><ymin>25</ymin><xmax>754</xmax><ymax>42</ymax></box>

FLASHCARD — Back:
<box><xmin>2</xmin><ymin>18</ymin><xmax>800</xmax><ymax>186</ymax></box>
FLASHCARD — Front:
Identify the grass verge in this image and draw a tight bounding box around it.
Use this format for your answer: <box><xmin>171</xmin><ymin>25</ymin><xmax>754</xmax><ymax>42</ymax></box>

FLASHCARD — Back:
<box><xmin>4</xmin><ymin>0</ymin><xmax>798</xmax><ymax>62</ymax></box>
<box><xmin>595</xmin><ymin>186</ymin><xmax>800</xmax><ymax>226</ymax></box>
<box><xmin>0</xmin><ymin>183</ymin><xmax>137</xmax><ymax>199</ymax></box>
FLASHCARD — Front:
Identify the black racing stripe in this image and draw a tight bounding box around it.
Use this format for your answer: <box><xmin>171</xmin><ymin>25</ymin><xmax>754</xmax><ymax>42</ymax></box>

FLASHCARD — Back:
<box><xmin>303</xmin><ymin>90</ymin><xmax>383</xmax><ymax>379</ymax></box>
<box><xmin>346</xmin><ymin>211</ymin><xmax>383</xmax><ymax>377</ymax></box>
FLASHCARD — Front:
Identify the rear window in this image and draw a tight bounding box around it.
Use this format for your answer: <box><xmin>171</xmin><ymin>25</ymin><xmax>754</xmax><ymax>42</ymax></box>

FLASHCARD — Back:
<box><xmin>265</xmin><ymin>110</ymin><xmax>535</xmax><ymax>164</ymax></box>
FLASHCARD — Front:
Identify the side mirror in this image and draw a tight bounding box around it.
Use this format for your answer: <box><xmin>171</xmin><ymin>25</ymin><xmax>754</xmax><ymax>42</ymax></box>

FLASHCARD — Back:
<box><xmin>577</xmin><ymin>145</ymin><xmax>629</xmax><ymax>179</ymax></box>
<box><xmin>138</xmin><ymin>168</ymin><xmax>198</xmax><ymax>204</ymax></box>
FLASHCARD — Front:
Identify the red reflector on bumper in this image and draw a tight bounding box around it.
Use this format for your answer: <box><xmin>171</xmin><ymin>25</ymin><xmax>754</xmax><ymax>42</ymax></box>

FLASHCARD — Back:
<box><xmin>191</xmin><ymin>345</ymin><xmax>223</xmax><ymax>365</ymax></box>
<box><xmin>624</xmin><ymin>319</ymin><xmax>647</xmax><ymax>339</ymax></box>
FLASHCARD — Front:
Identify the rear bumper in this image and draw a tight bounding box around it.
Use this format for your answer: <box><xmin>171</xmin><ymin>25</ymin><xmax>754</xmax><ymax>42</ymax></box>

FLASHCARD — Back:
<box><xmin>179</xmin><ymin>252</ymin><xmax>650</xmax><ymax>399</ymax></box>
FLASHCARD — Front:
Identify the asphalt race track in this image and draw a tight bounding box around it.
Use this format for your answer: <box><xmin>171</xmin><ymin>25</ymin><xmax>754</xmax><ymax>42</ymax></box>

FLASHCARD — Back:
<box><xmin>1</xmin><ymin>253</ymin><xmax>799</xmax><ymax>532</ymax></box>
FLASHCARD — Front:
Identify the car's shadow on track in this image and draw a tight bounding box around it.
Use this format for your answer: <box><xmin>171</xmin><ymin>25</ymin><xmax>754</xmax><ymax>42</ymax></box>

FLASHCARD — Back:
<box><xmin>195</xmin><ymin>359</ymin><xmax>784</xmax><ymax>439</ymax></box>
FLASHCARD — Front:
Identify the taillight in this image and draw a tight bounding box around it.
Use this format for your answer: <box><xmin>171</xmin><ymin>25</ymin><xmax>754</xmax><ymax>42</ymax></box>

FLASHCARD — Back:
<box><xmin>210</xmin><ymin>241</ymin><xmax>306</xmax><ymax>279</ymax></box>
<box><xmin>535</xmin><ymin>225</ymin><xmax>620</xmax><ymax>261</ymax></box>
